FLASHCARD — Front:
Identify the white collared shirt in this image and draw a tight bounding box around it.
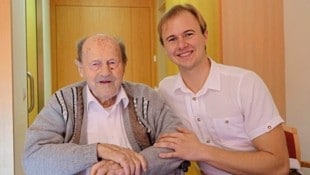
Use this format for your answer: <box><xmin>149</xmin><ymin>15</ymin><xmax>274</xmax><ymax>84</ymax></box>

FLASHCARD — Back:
<box><xmin>86</xmin><ymin>85</ymin><xmax>132</xmax><ymax>148</ymax></box>
<box><xmin>158</xmin><ymin>59</ymin><xmax>283</xmax><ymax>175</ymax></box>
<box><xmin>84</xmin><ymin>86</ymin><xmax>132</xmax><ymax>175</ymax></box>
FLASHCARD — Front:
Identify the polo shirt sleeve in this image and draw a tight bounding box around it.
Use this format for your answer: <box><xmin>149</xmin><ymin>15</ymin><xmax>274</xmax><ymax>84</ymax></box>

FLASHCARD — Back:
<box><xmin>238</xmin><ymin>71</ymin><xmax>284</xmax><ymax>139</ymax></box>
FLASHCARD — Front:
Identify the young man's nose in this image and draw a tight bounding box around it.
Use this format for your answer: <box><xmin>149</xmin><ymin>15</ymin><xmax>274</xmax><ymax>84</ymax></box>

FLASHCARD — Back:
<box><xmin>177</xmin><ymin>37</ymin><xmax>188</xmax><ymax>49</ymax></box>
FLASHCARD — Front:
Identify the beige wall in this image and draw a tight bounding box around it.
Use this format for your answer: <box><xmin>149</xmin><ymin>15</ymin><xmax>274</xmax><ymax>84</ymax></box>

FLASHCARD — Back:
<box><xmin>1</xmin><ymin>0</ymin><xmax>309</xmax><ymax>174</ymax></box>
<box><xmin>284</xmin><ymin>0</ymin><xmax>310</xmax><ymax>173</ymax></box>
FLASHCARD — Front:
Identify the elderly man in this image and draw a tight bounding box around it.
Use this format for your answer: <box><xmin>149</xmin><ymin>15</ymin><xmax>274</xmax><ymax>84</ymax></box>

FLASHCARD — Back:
<box><xmin>23</xmin><ymin>33</ymin><xmax>185</xmax><ymax>175</ymax></box>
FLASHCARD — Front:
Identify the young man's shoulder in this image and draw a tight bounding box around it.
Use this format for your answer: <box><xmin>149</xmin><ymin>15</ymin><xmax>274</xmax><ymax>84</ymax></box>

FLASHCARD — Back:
<box><xmin>158</xmin><ymin>75</ymin><xmax>178</xmax><ymax>89</ymax></box>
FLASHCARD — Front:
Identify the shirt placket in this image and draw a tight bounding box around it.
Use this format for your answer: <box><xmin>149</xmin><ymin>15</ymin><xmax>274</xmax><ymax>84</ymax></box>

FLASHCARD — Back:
<box><xmin>190</xmin><ymin>95</ymin><xmax>213</xmax><ymax>145</ymax></box>
<box><xmin>191</xmin><ymin>95</ymin><xmax>211</xmax><ymax>143</ymax></box>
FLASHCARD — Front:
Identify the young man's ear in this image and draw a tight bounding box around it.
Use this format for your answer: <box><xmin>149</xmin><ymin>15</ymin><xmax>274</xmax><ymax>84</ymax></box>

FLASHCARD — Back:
<box><xmin>203</xmin><ymin>30</ymin><xmax>208</xmax><ymax>40</ymax></box>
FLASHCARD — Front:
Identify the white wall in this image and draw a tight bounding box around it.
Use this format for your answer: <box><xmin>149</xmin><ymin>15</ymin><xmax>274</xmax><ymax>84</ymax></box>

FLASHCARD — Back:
<box><xmin>284</xmin><ymin>0</ymin><xmax>310</xmax><ymax>174</ymax></box>
<box><xmin>43</xmin><ymin>0</ymin><xmax>52</xmax><ymax>102</ymax></box>
<box><xmin>0</xmin><ymin>1</ymin><xmax>14</xmax><ymax>174</ymax></box>
<box><xmin>0</xmin><ymin>0</ymin><xmax>27</xmax><ymax>174</ymax></box>
<box><xmin>12</xmin><ymin>1</ymin><xmax>28</xmax><ymax>174</ymax></box>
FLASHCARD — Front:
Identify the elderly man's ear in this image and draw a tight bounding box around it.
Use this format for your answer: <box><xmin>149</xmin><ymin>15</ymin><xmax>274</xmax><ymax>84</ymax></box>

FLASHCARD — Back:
<box><xmin>75</xmin><ymin>59</ymin><xmax>84</xmax><ymax>78</ymax></box>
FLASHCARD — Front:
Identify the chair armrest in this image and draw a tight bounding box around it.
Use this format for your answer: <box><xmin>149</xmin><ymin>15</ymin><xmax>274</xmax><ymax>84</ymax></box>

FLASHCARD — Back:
<box><xmin>301</xmin><ymin>160</ymin><xmax>310</xmax><ymax>168</ymax></box>
<box><xmin>178</xmin><ymin>160</ymin><xmax>191</xmax><ymax>172</ymax></box>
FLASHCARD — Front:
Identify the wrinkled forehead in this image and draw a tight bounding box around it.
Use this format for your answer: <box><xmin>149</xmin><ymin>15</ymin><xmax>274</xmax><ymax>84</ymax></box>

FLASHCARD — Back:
<box><xmin>83</xmin><ymin>34</ymin><xmax>120</xmax><ymax>55</ymax></box>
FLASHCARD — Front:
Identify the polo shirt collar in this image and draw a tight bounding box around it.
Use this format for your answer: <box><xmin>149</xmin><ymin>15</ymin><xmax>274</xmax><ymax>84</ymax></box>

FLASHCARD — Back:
<box><xmin>173</xmin><ymin>58</ymin><xmax>221</xmax><ymax>95</ymax></box>
<box><xmin>205</xmin><ymin>59</ymin><xmax>221</xmax><ymax>91</ymax></box>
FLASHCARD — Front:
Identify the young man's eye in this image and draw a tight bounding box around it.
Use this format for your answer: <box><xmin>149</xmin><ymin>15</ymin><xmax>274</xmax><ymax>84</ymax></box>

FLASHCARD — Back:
<box><xmin>167</xmin><ymin>37</ymin><xmax>177</xmax><ymax>43</ymax></box>
<box><xmin>184</xmin><ymin>32</ymin><xmax>194</xmax><ymax>37</ymax></box>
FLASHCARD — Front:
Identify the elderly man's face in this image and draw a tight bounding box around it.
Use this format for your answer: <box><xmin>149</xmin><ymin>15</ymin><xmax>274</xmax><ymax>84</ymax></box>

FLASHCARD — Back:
<box><xmin>77</xmin><ymin>35</ymin><xmax>125</xmax><ymax>105</ymax></box>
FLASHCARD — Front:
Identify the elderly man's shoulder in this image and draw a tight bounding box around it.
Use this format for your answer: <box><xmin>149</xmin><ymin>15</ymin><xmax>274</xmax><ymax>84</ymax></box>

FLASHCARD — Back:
<box><xmin>122</xmin><ymin>81</ymin><xmax>159</xmax><ymax>97</ymax></box>
<box><xmin>57</xmin><ymin>81</ymin><xmax>87</xmax><ymax>91</ymax></box>
<box><xmin>52</xmin><ymin>81</ymin><xmax>86</xmax><ymax>98</ymax></box>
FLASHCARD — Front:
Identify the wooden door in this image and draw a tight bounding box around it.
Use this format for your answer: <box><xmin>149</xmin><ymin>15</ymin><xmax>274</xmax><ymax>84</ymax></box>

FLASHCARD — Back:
<box><xmin>221</xmin><ymin>0</ymin><xmax>286</xmax><ymax>117</ymax></box>
<box><xmin>50</xmin><ymin>0</ymin><xmax>156</xmax><ymax>92</ymax></box>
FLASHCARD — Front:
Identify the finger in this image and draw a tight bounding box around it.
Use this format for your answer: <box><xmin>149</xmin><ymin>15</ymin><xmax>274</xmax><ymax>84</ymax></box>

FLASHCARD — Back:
<box><xmin>158</xmin><ymin>151</ymin><xmax>177</xmax><ymax>158</ymax></box>
<box><xmin>115</xmin><ymin>151</ymin><xmax>133</xmax><ymax>175</ymax></box>
<box><xmin>99</xmin><ymin>144</ymin><xmax>142</xmax><ymax>175</ymax></box>
<box><xmin>136</xmin><ymin>154</ymin><xmax>147</xmax><ymax>172</ymax></box>
<box><xmin>118</xmin><ymin>159</ymin><xmax>130</xmax><ymax>175</ymax></box>
<box><xmin>157</xmin><ymin>136</ymin><xmax>180</xmax><ymax>145</ymax></box>
<box><xmin>108</xmin><ymin>163</ymin><xmax>125</xmax><ymax>175</ymax></box>
<box><xmin>90</xmin><ymin>168</ymin><xmax>97</xmax><ymax>175</ymax></box>
<box><xmin>99</xmin><ymin>144</ymin><xmax>131</xmax><ymax>175</ymax></box>
<box><xmin>125</xmin><ymin>149</ymin><xmax>139</xmax><ymax>175</ymax></box>
<box><xmin>121</xmin><ymin>149</ymin><xmax>146</xmax><ymax>175</ymax></box>
<box><xmin>131</xmin><ymin>153</ymin><xmax>143</xmax><ymax>175</ymax></box>
<box><xmin>126</xmin><ymin>153</ymin><xmax>140</xmax><ymax>175</ymax></box>
<box><xmin>160</xmin><ymin>130</ymin><xmax>188</xmax><ymax>140</ymax></box>
<box><xmin>90</xmin><ymin>162</ymin><xmax>101</xmax><ymax>175</ymax></box>
<box><xmin>90</xmin><ymin>160</ymin><xmax>109</xmax><ymax>175</ymax></box>
<box><xmin>115</xmin><ymin>169</ymin><xmax>126</xmax><ymax>175</ymax></box>
<box><xmin>158</xmin><ymin>132</ymin><xmax>179</xmax><ymax>139</ymax></box>
<box><xmin>176</xmin><ymin>127</ymin><xmax>191</xmax><ymax>133</ymax></box>
<box><xmin>96</xmin><ymin>167</ymin><xmax>109</xmax><ymax>175</ymax></box>
<box><xmin>106</xmin><ymin>169</ymin><xmax>125</xmax><ymax>175</ymax></box>
<box><xmin>154</xmin><ymin>140</ymin><xmax>177</xmax><ymax>150</ymax></box>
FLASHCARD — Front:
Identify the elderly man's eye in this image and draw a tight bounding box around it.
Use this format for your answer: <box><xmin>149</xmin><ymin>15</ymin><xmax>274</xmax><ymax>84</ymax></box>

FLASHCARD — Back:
<box><xmin>88</xmin><ymin>61</ymin><xmax>102</xmax><ymax>70</ymax></box>
<box><xmin>92</xmin><ymin>62</ymin><xmax>100</xmax><ymax>66</ymax></box>
<box><xmin>108</xmin><ymin>60</ymin><xmax>116</xmax><ymax>65</ymax></box>
<box><xmin>107</xmin><ymin>59</ymin><xmax>119</xmax><ymax>68</ymax></box>
<box><xmin>91</xmin><ymin>62</ymin><xmax>101</xmax><ymax>68</ymax></box>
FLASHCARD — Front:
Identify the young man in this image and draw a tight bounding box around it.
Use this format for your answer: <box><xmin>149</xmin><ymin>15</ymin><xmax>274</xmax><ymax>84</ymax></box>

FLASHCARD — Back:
<box><xmin>155</xmin><ymin>4</ymin><xmax>289</xmax><ymax>175</ymax></box>
<box><xmin>23</xmin><ymin>33</ymin><xmax>185</xmax><ymax>175</ymax></box>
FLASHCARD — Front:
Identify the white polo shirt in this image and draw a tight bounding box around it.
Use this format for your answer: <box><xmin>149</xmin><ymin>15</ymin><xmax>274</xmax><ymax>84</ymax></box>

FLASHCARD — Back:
<box><xmin>158</xmin><ymin>59</ymin><xmax>283</xmax><ymax>175</ymax></box>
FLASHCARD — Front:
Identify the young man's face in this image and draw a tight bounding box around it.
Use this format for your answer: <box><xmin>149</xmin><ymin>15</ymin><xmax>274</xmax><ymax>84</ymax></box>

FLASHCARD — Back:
<box><xmin>161</xmin><ymin>11</ymin><xmax>208</xmax><ymax>70</ymax></box>
<box><xmin>77</xmin><ymin>35</ymin><xmax>125</xmax><ymax>104</ymax></box>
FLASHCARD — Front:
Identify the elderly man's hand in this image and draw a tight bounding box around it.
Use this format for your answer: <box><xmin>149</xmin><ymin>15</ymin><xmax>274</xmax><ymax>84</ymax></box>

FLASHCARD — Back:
<box><xmin>97</xmin><ymin>143</ymin><xmax>147</xmax><ymax>175</ymax></box>
<box><xmin>90</xmin><ymin>160</ymin><xmax>125</xmax><ymax>175</ymax></box>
